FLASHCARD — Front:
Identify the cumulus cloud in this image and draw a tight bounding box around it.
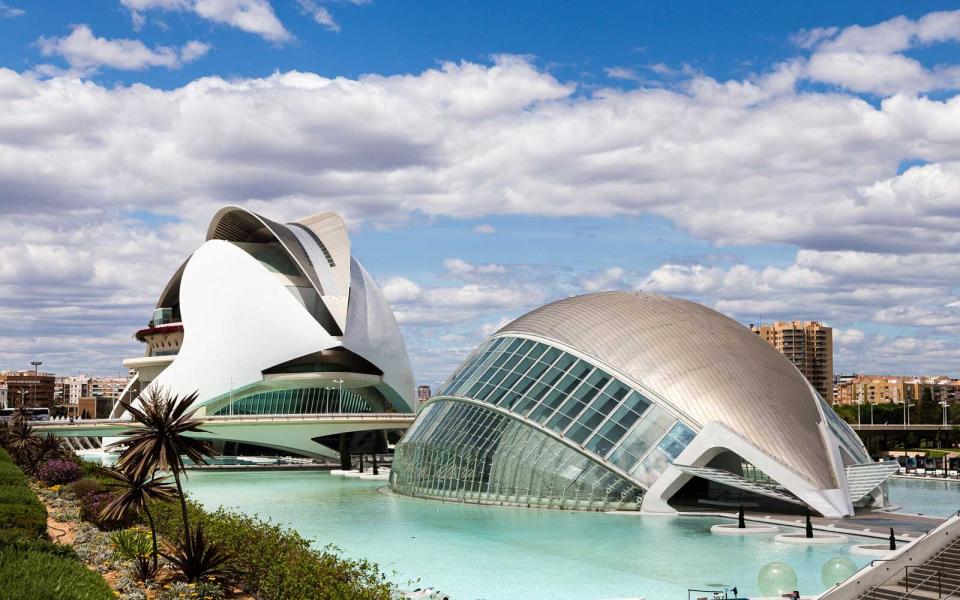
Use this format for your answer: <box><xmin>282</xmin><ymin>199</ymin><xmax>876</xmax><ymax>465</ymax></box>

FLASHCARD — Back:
<box><xmin>4</xmin><ymin>9</ymin><xmax>960</xmax><ymax>379</ymax></box>
<box><xmin>473</xmin><ymin>224</ymin><xmax>496</xmax><ymax>234</ymax></box>
<box><xmin>799</xmin><ymin>10</ymin><xmax>960</xmax><ymax>94</ymax></box>
<box><xmin>120</xmin><ymin>0</ymin><xmax>291</xmax><ymax>43</ymax></box>
<box><xmin>36</xmin><ymin>25</ymin><xmax>209</xmax><ymax>73</ymax></box>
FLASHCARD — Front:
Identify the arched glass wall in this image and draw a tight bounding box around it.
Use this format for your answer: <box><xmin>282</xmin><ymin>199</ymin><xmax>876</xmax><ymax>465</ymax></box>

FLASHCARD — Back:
<box><xmin>390</xmin><ymin>399</ymin><xmax>644</xmax><ymax>510</ymax></box>
<box><xmin>434</xmin><ymin>336</ymin><xmax>696</xmax><ymax>486</ymax></box>
<box><xmin>393</xmin><ymin>335</ymin><xmax>698</xmax><ymax>508</ymax></box>
<box><xmin>210</xmin><ymin>387</ymin><xmax>374</xmax><ymax>416</ymax></box>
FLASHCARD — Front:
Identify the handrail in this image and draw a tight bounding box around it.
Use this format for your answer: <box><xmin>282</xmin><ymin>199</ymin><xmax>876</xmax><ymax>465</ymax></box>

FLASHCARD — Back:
<box><xmin>33</xmin><ymin>412</ymin><xmax>417</xmax><ymax>427</ymax></box>
<box><xmin>857</xmin><ymin>523</ymin><xmax>960</xmax><ymax>600</ymax></box>
<box><xmin>894</xmin><ymin>566</ymin><xmax>941</xmax><ymax>600</ymax></box>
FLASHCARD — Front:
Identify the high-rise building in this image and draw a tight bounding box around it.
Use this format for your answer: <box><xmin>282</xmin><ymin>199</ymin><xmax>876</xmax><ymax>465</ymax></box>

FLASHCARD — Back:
<box><xmin>750</xmin><ymin>321</ymin><xmax>833</xmax><ymax>401</ymax></box>
<box><xmin>61</xmin><ymin>375</ymin><xmax>91</xmax><ymax>406</ymax></box>
<box><xmin>417</xmin><ymin>385</ymin><xmax>432</xmax><ymax>407</ymax></box>
<box><xmin>0</xmin><ymin>370</ymin><xmax>57</xmax><ymax>408</ymax></box>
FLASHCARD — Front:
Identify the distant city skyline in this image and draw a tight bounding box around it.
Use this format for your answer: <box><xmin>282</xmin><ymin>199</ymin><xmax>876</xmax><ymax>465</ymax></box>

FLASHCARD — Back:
<box><xmin>1</xmin><ymin>2</ymin><xmax>959</xmax><ymax>383</ymax></box>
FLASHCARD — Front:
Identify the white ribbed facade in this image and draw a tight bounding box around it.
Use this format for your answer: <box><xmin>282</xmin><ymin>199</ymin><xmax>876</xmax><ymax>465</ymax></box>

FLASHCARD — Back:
<box><xmin>114</xmin><ymin>206</ymin><xmax>416</xmax><ymax>458</ymax></box>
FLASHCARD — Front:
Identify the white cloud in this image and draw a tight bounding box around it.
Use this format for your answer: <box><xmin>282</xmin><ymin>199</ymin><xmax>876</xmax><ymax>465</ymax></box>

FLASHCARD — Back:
<box><xmin>381</xmin><ymin>276</ymin><xmax>422</xmax><ymax>303</ymax></box>
<box><xmin>36</xmin><ymin>25</ymin><xmax>209</xmax><ymax>73</ymax></box>
<box><xmin>799</xmin><ymin>10</ymin><xmax>960</xmax><ymax>94</ymax></box>
<box><xmin>578</xmin><ymin>267</ymin><xmax>629</xmax><ymax>292</ymax></box>
<box><xmin>0</xmin><ymin>1</ymin><xmax>24</xmax><ymax>18</ymax></box>
<box><xmin>605</xmin><ymin>67</ymin><xmax>641</xmax><ymax>82</ymax></box>
<box><xmin>480</xmin><ymin>317</ymin><xmax>513</xmax><ymax>337</ymax></box>
<box><xmin>297</xmin><ymin>0</ymin><xmax>339</xmax><ymax>32</ymax></box>
<box><xmin>121</xmin><ymin>0</ymin><xmax>291</xmax><ymax>43</ymax></box>
<box><xmin>473</xmin><ymin>224</ymin><xmax>496</xmax><ymax>234</ymax></box>
<box><xmin>5</xmin><ymin>9</ymin><xmax>960</xmax><ymax>378</ymax></box>
<box><xmin>179</xmin><ymin>41</ymin><xmax>212</xmax><ymax>63</ymax></box>
<box><xmin>442</xmin><ymin>258</ymin><xmax>508</xmax><ymax>278</ymax></box>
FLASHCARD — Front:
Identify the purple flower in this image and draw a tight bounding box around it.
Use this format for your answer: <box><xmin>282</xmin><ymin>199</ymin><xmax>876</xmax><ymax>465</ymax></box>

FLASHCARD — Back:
<box><xmin>38</xmin><ymin>459</ymin><xmax>82</xmax><ymax>485</ymax></box>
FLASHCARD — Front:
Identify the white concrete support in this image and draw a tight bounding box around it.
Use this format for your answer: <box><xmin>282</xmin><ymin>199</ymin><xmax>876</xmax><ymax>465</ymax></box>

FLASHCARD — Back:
<box><xmin>641</xmin><ymin>421</ymin><xmax>854</xmax><ymax>518</ymax></box>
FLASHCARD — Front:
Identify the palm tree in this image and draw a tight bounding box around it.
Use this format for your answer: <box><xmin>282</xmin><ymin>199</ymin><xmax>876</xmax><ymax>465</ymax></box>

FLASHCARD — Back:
<box><xmin>100</xmin><ymin>468</ymin><xmax>177</xmax><ymax>571</ymax></box>
<box><xmin>7</xmin><ymin>415</ymin><xmax>37</xmax><ymax>468</ymax></box>
<box><xmin>32</xmin><ymin>433</ymin><xmax>66</xmax><ymax>465</ymax></box>
<box><xmin>110</xmin><ymin>388</ymin><xmax>214</xmax><ymax>546</ymax></box>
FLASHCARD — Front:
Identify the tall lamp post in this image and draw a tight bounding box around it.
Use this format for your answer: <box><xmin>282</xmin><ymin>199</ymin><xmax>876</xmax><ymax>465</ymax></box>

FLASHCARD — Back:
<box><xmin>30</xmin><ymin>360</ymin><xmax>42</xmax><ymax>408</ymax></box>
<box><xmin>870</xmin><ymin>401</ymin><xmax>875</xmax><ymax>426</ymax></box>
<box><xmin>941</xmin><ymin>401</ymin><xmax>950</xmax><ymax>426</ymax></box>
<box><xmin>904</xmin><ymin>401</ymin><xmax>915</xmax><ymax>428</ymax></box>
<box><xmin>856</xmin><ymin>399</ymin><xmax>863</xmax><ymax>427</ymax></box>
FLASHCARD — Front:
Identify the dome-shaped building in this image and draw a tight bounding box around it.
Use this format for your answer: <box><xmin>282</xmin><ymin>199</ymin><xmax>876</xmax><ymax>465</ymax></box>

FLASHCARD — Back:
<box><xmin>390</xmin><ymin>292</ymin><xmax>895</xmax><ymax>517</ymax></box>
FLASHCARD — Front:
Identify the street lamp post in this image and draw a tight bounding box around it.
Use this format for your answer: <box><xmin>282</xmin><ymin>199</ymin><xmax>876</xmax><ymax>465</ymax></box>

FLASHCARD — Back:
<box><xmin>941</xmin><ymin>401</ymin><xmax>950</xmax><ymax>426</ymax></box>
<box><xmin>30</xmin><ymin>361</ymin><xmax>42</xmax><ymax>408</ymax></box>
<box><xmin>16</xmin><ymin>389</ymin><xmax>27</xmax><ymax>409</ymax></box>
<box><xmin>870</xmin><ymin>401</ymin><xmax>875</xmax><ymax>426</ymax></box>
<box><xmin>856</xmin><ymin>399</ymin><xmax>863</xmax><ymax>427</ymax></box>
<box><xmin>903</xmin><ymin>401</ymin><xmax>915</xmax><ymax>428</ymax></box>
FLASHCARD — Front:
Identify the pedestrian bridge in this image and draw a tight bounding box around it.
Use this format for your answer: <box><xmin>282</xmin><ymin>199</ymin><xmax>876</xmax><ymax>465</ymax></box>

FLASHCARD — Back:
<box><xmin>34</xmin><ymin>413</ymin><xmax>417</xmax><ymax>459</ymax></box>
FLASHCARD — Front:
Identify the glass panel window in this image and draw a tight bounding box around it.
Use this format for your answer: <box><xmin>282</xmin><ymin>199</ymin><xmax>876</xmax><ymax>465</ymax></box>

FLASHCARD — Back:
<box><xmin>526</xmin><ymin>343</ymin><xmax>547</xmax><ymax>361</ymax></box>
<box><xmin>539</xmin><ymin>346</ymin><xmax>562</xmax><ymax>366</ymax></box>
<box><xmin>604</xmin><ymin>408</ymin><xmax>675</xmax><ymax>471</ymax></box>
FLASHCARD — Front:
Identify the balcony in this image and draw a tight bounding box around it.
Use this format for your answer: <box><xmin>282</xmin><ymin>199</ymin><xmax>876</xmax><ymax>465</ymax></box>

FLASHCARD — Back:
<box><xmin>134</xmin><ymin>321</ymin><xmax>184</xmax><ymax>343</ymax></box>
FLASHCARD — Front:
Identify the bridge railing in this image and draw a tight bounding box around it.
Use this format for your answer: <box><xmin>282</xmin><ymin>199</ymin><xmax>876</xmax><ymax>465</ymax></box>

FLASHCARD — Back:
<box><xmin>34</xmin><ymin>412</ymin><xmax>417</xmax><ymax>428</ymax></box>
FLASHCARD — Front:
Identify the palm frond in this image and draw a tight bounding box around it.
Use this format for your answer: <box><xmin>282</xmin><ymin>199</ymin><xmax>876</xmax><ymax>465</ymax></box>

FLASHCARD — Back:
<box><xmin>100</xmin><ymin>468</ymin><xmax>177</xmax><ymax>523</ymax></box>
<box><xmin>161</xmin><ymin>523</ymin><xmax>234</xmax><ymax>584</ymax></box>
<box><xmin>110</xmin><ymin>388</ymin><xmax>214</xmax><ymax>481</ymax></box>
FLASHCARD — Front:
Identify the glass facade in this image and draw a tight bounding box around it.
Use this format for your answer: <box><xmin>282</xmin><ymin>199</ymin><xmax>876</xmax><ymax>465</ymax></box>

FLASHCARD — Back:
<box><xmin>210</xmin><ymin>387</ymin><xmax>374</xmax><ymax>416</ymax></box>
<box><xmin>390</xmin><ymin>399</ymin><xmax>645</xmax><ymax>510</ymax></box>
<box><xmin>392</xmin><ymin>335</ymin><xmax>699</xmax><ymax>509</ymax></box>
<box><xmin>818</xmin><ymin>395</ymin><xmax>870</xmax><ymax>464</ymax></box>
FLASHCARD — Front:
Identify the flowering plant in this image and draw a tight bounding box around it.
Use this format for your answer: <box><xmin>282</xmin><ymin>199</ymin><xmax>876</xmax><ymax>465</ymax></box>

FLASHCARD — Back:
<box><xmin>38</xmin><ymin>459</ymin><xmax>82</xmax><ymax>485</ymax></box>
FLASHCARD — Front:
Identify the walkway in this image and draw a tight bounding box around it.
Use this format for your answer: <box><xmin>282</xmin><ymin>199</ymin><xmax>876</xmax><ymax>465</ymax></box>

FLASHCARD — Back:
<box><xmin>34</xmin><ymin>413</ymin><xmax>417</xmax><ymax>459</ymax></box>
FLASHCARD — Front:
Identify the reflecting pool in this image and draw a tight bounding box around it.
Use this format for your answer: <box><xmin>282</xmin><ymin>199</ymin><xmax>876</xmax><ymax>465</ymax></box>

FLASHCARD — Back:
<box><xmin>180</xmin><ymin>471</ymin><xmax>875</xmax><ymax>600</ymax></box>
<box><xmin>886</xmin><ymin>476</ymin><xmax>960</xmax><ymax>517</ymax></box>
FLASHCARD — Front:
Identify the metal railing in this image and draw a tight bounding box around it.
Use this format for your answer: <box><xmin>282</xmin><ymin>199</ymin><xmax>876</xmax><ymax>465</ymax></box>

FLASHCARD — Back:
<box><xmin>858</xmin><ymin>516</ymin><xmax>960</xmax><ymax>600</ymax></box>
<box><xmin>33</xmin><ymin>412</ymin><xmax>417</xmax><ymax>427</ymax></box>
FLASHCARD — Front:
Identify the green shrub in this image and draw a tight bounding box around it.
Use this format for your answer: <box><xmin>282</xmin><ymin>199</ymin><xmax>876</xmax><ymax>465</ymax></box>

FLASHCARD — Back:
<box><xmin>0</xmin><ymin>447</ymin><xmax>115</xmax><ymax>599</ymax></box>
<box><xmin>148</xmin><ymin>499</ymin><xmax>394</xmax><ymax>600</ymax></box>
<box><xmin>69</xmin><ymin>476</ymin><xmax>107</xmax><ymax>498</ymax></box>
<box><xmin>0</xmin><ymin>459</ymin><xmax>29</xmax><ymax>486</ymax></box>
<box><xmin>0</xmin><ymin>498</ymin><xmax>47</xmax><ymax>538</ymax></box>
<box><xmin>110</xmin><ymin>528</ymin><xmax>152</xmax><ymax>561</ymax></box>
<box><xmin>0</xmin><ymin>535</ymin><xmax>79</xmax><ymax>559</ymax></box>
<box><xmin>0</xmin><ymin>546</ymin><xmax>115</xmax><ymax>600</ymax></box>
<box><xmin>0</xmin><ymin>458</ymin><xmax>47</xmax><ymax>542</ymax></box>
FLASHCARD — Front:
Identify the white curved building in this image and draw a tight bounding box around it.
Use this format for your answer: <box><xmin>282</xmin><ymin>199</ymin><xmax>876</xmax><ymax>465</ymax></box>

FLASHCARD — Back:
<box><xmin>113</xmin><ymin>206</ymin><xmax>416</xmax><ymax>458</ymax></box>
<box><xmin>390</xmin><ymin>292</ymin><xmax>896</xmax><ymax>517</ymax></box>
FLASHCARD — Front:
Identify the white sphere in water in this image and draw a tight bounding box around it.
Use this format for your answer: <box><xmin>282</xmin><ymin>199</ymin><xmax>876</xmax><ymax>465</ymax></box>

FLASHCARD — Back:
<box><xmin>757</xmin><ymin>562</ymin><xmax>798</xmax><ymax>596</ymax></box>
<box><xmin>822</xmin><ymin>556</ymin><xmax>857</xmax><ymax>586</ymax></box>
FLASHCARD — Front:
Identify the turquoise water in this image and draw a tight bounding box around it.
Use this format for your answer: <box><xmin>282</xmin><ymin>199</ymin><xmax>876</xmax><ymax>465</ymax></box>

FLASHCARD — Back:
<box><xmin>180</xmin><ymin>471</ymin><xmax>875</xmax><ymax>600</ymax></box>
<box><xmin>886</xmin><ymin>477</ymin><xmax>960</xmax><ymax>517</ymax></box>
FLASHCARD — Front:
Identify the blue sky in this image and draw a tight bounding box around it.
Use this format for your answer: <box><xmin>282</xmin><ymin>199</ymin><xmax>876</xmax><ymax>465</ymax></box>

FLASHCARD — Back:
<box><xmin>1</xmin><ymin>1</ymin><xmax>959</xmax><ymax>384</ymax></box>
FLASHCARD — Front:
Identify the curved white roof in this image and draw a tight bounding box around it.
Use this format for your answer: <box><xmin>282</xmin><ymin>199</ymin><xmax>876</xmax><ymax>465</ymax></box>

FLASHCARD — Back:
<box><xmin>134</xmin><ymin>205</ymin><xmax>417</xmax><ymax>415</ymax></box>
<box><xmin>497</xmin><ymin>291</ymin><xmax>840</xmax><ymax>491</ymax></box>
